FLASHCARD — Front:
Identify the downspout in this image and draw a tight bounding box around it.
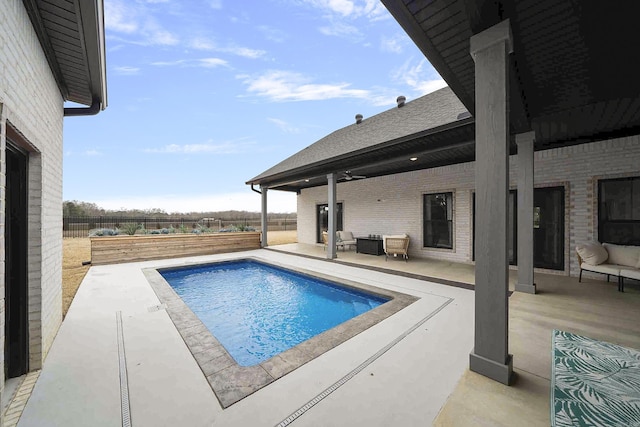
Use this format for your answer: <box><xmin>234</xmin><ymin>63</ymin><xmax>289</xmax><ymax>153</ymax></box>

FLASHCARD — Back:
<box><xmin>251</xmin><ymin>184</ymin><xmax>268</xmax><ymax>247</ymax></box>
<box><xmin>64</xmin><ymin>98</ymin><xmax>101</xmax><ymax>117</ymax></box>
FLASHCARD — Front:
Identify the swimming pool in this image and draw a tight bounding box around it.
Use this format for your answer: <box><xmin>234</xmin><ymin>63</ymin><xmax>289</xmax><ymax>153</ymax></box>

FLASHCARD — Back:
<box><xmin>144</xmin><ymin>257</ymin><xmax>417</xmax><ymax>407</ymax></box>
<box><xmin>160</xmin><ymin>260</ymin><xmax>388</xmax><ymax>366</ymax></box>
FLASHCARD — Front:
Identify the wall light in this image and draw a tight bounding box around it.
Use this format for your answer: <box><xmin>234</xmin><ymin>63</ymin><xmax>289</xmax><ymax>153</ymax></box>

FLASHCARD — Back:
<box><xmin>410</xmin><ymin>157</ymin><xmax>418</xmax><ymax>161</ymax></box>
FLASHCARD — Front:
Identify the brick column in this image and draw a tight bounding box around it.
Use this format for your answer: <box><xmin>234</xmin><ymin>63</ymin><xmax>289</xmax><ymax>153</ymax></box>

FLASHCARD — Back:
<box><xmin>469</xmin><ymin>19</ymin><xmax>514</xmax><ymax>385</ymax></box>
<box><xmin>516</xmin><ymin>131</ymin><xmax>536</xmax><ymax>293</ymax></box>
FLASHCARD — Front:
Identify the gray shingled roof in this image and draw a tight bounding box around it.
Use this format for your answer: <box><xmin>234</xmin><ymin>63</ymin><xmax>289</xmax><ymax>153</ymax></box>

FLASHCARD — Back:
<box><xmin>248</xmin><ymin>86</ymin><xmax>468</xmax><ymax>184</ymax></box>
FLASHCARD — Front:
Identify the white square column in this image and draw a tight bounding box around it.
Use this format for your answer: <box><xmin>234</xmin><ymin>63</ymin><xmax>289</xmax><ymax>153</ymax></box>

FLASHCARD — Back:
<box><xmin>326</xmin><ymin>173</ymin><xmax>337</xmax><ymax>259</ymax></box>
<box><xmin>469</xmin><ymin>19</ymin><xmax>514</xmax><ymax>385</ymax></box>
<box><xmin>516</xmin><ymin>131</ymin><xmax>536</xmax><ymax>294</ymax></box>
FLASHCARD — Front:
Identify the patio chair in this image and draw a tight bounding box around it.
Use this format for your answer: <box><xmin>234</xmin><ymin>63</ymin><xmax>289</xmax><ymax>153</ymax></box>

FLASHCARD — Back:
<box><xmin>384</xmin><ymin>236</ymin><xmax>410</xmax><ymax>262</ymax></box>
<box><xmin>337</xmin><ymin>230</ymin><xmax>357</xmax><ymax>251</ymax></box>
<box><xmin>322</xmin><ymin>230</ymin><xmax>356</xmax><ymax>251</ymax></box>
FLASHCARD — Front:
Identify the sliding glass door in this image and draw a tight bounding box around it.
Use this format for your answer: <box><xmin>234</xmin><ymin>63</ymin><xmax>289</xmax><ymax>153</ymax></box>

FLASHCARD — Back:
<box><xmin>316</xmin><ymin>203</ymin><xmax>343</xmax><ymax>243</ymax></box>
<box><xmin>473</xmin><ymin>186</ymin><xmax>564</xmax><ymax>270</ymax></box>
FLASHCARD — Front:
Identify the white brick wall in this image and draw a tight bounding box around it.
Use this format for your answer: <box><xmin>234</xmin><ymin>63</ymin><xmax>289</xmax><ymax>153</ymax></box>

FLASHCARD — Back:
<box><xmin>0</xmin><ymin>0</ymin><xmax>65</xmax><ymax>384</ymax></box>
<box><xmin>297</xmin><ymin>136</ymin><xmax>640</xmax><ymax>278</ymax></box>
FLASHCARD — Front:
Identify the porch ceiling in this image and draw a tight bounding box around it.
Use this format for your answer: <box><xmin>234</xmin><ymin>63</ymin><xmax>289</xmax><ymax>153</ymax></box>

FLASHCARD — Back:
<box><xmin>381</xmin><ymin>0</ymin><xmax>640</xmax><ymax>148</ymax></box>
<box><xmin>23</xmin><ymin>0</ymin><xmax>107</xmax><ymax>109</ymax></box>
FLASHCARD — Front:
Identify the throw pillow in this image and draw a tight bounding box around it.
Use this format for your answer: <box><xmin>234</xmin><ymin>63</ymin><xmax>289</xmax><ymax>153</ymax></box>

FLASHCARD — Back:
<box><xmin>576</xmin><ymin>243</ymin><xmax>608</xmax><ymax>266</ymax></box>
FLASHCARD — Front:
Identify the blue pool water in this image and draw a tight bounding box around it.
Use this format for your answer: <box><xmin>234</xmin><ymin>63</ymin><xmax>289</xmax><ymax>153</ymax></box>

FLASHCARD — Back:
<box><xmin>160</xmin><ymin>260</ymin><xmax>388</xmax><ymax>366</ymax></box>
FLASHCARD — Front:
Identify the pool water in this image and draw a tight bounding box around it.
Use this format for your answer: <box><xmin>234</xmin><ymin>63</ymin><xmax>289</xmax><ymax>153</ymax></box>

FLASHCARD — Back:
<box><xmin>160</xmin><ymin>260</ymin><xmax>388</xmax><ymax>366</ymax></box>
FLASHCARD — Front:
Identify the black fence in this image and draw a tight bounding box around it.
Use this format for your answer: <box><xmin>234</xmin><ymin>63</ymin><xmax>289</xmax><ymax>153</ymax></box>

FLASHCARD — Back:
<box><xmin>63</xmin><ymin>216</ymin><xmax>297</xmax><ymax>238</ymax></box>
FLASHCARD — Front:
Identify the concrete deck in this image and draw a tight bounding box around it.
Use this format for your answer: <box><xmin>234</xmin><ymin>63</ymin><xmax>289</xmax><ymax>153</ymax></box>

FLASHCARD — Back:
<box><xmin>18</xmin><ymin>249</ymin><xmax>477</xmax><ymax>426</ymax></box>
<box><xmin>16</xmin><ymin>244</ymin><xmax>640</xmax><ymax>426</ymax></box>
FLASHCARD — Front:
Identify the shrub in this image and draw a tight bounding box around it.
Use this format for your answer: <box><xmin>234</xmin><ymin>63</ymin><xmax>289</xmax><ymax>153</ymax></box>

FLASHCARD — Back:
<box><xmin>121</xmin><ymin>223</ymin><xmax>141</xmax><ymax>236</ymax></box>
<box><xmin>89</xmin><ymin>228</ymin><xmax>119</xmax><ymax>237</ymax></box>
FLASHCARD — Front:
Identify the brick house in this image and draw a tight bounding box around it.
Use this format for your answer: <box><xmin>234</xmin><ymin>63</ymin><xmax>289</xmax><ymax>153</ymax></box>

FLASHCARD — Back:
<box><xmin>248</xmin><ymin>3</ymin><xmax>640</xmax><ymax>384</ymax></box>
<box><xmin>0</xmin><ymin>0</ymin><xmax>106</xmax><ymax>405</ymax></box>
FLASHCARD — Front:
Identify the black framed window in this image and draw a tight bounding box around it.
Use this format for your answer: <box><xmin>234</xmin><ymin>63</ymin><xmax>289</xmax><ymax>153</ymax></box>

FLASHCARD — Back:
<box><xmin>423</xmin><ymin>192</ymin><xmax>453</xmax><ymax>249</ymax></box>
<box><xmin>598</xmin><ymin>177</ymin><xmax>640</xmax><ymax>245</ymax></box>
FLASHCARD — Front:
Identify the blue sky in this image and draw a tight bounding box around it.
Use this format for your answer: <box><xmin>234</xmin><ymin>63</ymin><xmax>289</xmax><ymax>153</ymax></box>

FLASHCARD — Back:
<box><xmin>63</xmin><ymin>0</ymin><xmax>445</xmax><ymax>213</ymax></box>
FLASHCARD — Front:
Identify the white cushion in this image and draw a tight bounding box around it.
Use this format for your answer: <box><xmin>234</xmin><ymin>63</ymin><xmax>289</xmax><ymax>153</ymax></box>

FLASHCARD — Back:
<box><xmin>621</xmin><ymin>268</ymin><xmax>640</xmax><ymax>280</ymax></box>
<box><xmin>576</xmin><ymin>243</ymin><xmax>608</xmax><ymax>266</ymax></box>
<box><xmin>581</xmin><ymin>263</ymin><xmax>622</xmax><ymax>276</ymax></box>
<box><xmin>603</xmin><ymin>243</ymin><xmax>640</xmax><ymax>268</ymax></box>
<box><xmin>338</xmin><ymin>231</ymin><xmax>355</xmax><ymax>241</ymax></box>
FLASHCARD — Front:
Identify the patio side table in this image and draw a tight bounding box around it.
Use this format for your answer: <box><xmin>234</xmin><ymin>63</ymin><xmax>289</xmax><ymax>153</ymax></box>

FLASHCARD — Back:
<box><xmin>356</xmin><ymin>237</ymin><xmax>384</xmax><ymax>255</ymax></box>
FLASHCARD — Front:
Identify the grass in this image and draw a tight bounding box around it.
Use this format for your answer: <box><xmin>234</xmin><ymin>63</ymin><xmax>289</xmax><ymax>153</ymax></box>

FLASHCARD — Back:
<box><xmin>62</xmin><ymin>230</ymin><xmax>298</xmax><ymax>317</ymax></box>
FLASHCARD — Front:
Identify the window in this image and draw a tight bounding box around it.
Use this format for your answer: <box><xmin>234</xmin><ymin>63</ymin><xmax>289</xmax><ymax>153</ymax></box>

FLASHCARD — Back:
<box><xmin>598</xmin><ymin>177</ymin><xmax>640</xmax><ymax>245</ymax></box>
<box><xmin>423</xmin><ymin>192</ymin><xmax>453</xmax><ymax>249</ymax></box>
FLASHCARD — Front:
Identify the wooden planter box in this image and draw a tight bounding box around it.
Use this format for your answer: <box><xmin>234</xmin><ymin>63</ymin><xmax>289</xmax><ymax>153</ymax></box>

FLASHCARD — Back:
<box><xmin>90</xmin><ymin>232</ymin><xmax>261</xmax><ymax>265</ymax></box>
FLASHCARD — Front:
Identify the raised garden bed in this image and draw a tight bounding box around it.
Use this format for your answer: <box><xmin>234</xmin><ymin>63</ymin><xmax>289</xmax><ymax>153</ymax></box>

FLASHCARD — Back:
<box><xmin>90</xmin><ymin>232</ymin><xmax>261</xmax><ymax>265</ymax></box>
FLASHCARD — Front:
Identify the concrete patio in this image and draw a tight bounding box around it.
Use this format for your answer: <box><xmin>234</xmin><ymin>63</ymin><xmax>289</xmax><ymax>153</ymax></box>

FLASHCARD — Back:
<box><xmin>15</xmin><ymin>244</ymin><xmax>640</xmax><ymax>426</ymax></box>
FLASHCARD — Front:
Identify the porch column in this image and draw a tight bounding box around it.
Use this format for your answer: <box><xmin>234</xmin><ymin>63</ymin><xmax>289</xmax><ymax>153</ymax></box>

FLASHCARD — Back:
<box><xmin>469</xmin><ymin>19</ymin><xmax>514</xmax><ymax>385</ymax></box>
<box><xmin>516</xmin><ymin>132</ymin><xmax>536</xmax><ymax>294</ymax></box>
<box><xmin>326</xmin><ymin>173</ymin><xmax>337</xmax><ymax>259</ymax></box>
<box><xmin>260</xmin><ymin>185</ymin><xmax>268</xmax><ymax>248</ymax></box>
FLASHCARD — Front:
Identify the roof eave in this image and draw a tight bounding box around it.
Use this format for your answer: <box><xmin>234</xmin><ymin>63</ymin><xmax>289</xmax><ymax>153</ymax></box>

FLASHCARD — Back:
<box><xmin>22</xmin><ymin>0</ymin><xmax>108</xmax><ymax>110</ymax></box>
<box><xmin>247</xmin><ymin>116</ymin><xmax>476</xmax><ymax>188</ymax></box>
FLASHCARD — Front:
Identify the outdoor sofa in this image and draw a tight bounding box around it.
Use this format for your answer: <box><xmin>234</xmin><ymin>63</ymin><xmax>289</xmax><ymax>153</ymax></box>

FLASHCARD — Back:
<box><xmin>576</xmin><ymin>242</ymin><xmax>640</xmax><ymax>292</ymax></box>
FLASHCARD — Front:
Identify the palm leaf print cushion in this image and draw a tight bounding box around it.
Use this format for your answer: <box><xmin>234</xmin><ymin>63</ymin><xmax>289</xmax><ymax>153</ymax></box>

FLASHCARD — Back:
<box><xmin>552</xmin><ymin>330</ymin><xmax>640</xmax><ymax>426</ymax></box>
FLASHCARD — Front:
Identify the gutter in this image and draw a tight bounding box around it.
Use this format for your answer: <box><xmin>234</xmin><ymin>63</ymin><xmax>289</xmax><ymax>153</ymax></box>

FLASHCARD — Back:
<box><xmin>64</xmin><ymin>98</ymin><xmax>101</xmax><ymax>117</ymax></box>
<box><xmin>251</xmin><ymin>184</ymin><xmax>262</xmax><ymax>194</ymax></box>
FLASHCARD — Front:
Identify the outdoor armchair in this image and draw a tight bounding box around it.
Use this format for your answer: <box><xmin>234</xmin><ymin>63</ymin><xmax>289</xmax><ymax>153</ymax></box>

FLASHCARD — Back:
<box><xmin>384</xmin><ymin>235</ymin><xmax>410</xmax><ymax>261</ymax></box>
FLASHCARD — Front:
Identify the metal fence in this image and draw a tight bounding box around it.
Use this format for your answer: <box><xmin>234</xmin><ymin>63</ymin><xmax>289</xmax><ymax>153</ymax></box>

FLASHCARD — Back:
<box><xmin>63</xmin><ymin>216</ymin><xmax>297</xmax><ymax>238</ymax></box>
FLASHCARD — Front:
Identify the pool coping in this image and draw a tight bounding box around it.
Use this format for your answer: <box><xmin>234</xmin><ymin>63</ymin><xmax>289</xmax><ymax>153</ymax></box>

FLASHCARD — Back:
<box><xmin>143</xmin><ymin>256</ymin><xmax>419</xmax><ymax>408</ymax></box>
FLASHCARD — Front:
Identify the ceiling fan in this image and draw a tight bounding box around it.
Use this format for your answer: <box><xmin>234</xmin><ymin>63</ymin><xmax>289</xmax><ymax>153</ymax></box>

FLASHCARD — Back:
<box><xmin>340</xmin><ymin>170</ymin><xmax>366</xmax><ymax>181</ymax></box>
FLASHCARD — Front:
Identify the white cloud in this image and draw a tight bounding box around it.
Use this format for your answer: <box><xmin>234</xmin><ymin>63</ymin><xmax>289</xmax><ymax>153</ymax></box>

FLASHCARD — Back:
<box><xmin>209</xmin><ymin>0</ymin><xmax>223</xmax><ymax>9</ymax></box>
<box><xmin>380</xmin><ymin>34</ymin><xmax>405</xmax><ymax>54</ymax></box>
<box><xmin>188</xmin><ymin>37</ymin><xmax>266</xmax><ymax>59</ymax></box>
<box><xmin>189</xmin><ymin>37</ymin><xmax>216</xmax><ymax>50</ymax></box>
<box><xmin>85</xmin><ymin>150</ymin><xmax>103</xmax><ymax>156</ymax></box>
<box><xmin>391</xmin><ymin>59</ymin><xmax>447</xmax><ymax>96</ymax></box>
<box><xmin>198</xmin><ymin>58</ymin><xmax>229</xmax><ymax>68</ymax></box>
<box><xmin>105</xmin><ymin>1</ymin><xmax>138</xmax><ymax>33</ymax></box>
<box><xmin>104</xmin><ymin>0</ymin><xmax>178</xmax><ymax>46</ymax></box>
<box><xmin>94</xmin><ymin>192</ymin><xmax>297</xmax><ymax>214</ymax></box>
<box><xmin>268</xmin><ymin>118</ymin><xmax>301</xmax><ymax>134</ymax></box>
<box><xmin>239</xmin><ymin>70</ymin><xmax>369</xmax><ymax>102</ymax></box>
<box><xmin>113</xmin><ymin>66</ymin><xmax>141</xmax><ymax>75</ymax></box>
<box><xmin>258</xmin><ymin>26</ymin><xmax>287</xmax><ymax>43</ymax></box>
<box><xmin>301</xmin><ymin>0</ymin><xmax>388</xmax><ymax>20</ymax></box>
<box><xmin>143</xmin><ymin>140</ymin><xmax>253</xmax><ymax>154</ymax></box>
<box><xmin>228</xmin><ymin>47</ymin><xmax>266</xmax><ymax>59</ymax></box>
<box><xmin>319</xmin><ymin>22</ymin><xmax>361</xmax><ymax>38</ymax></box>
<box><xmin>150</xmin><ymin>58</ymin><xmax>228</xmax><ymax>68</ymax></box>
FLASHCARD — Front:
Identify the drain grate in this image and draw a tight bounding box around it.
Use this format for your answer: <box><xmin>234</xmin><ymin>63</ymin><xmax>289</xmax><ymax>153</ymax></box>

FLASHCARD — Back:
<box><xmin>274</xmin><ymin>298</ymin><xmax>453</xmax><ymax>427</ymax></box>
<box><xmin>116</xmin><ymin>311</ymin><xmax>132</xmax><ymax>427</ymax></box>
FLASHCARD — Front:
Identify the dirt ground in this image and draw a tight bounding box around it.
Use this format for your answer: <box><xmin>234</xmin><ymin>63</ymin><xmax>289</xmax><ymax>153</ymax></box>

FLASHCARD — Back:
<box><xmin>62</xmin><ymin>230</ymin><xmax>297</xmax><ymax>317</ymax></box>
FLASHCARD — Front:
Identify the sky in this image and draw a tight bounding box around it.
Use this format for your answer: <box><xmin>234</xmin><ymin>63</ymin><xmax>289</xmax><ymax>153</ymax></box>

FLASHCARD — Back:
<box><xmin>63</xmin><ymin>0</ymin><xmax>446</xmax><ymax>214</ymax></box>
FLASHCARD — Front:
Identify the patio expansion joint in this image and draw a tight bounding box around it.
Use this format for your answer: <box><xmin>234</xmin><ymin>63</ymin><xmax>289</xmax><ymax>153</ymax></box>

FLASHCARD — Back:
<box><xmin>274</xmin><ymin>297</ymin><xmax>455</xmax><ymax>427</ymax></box>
